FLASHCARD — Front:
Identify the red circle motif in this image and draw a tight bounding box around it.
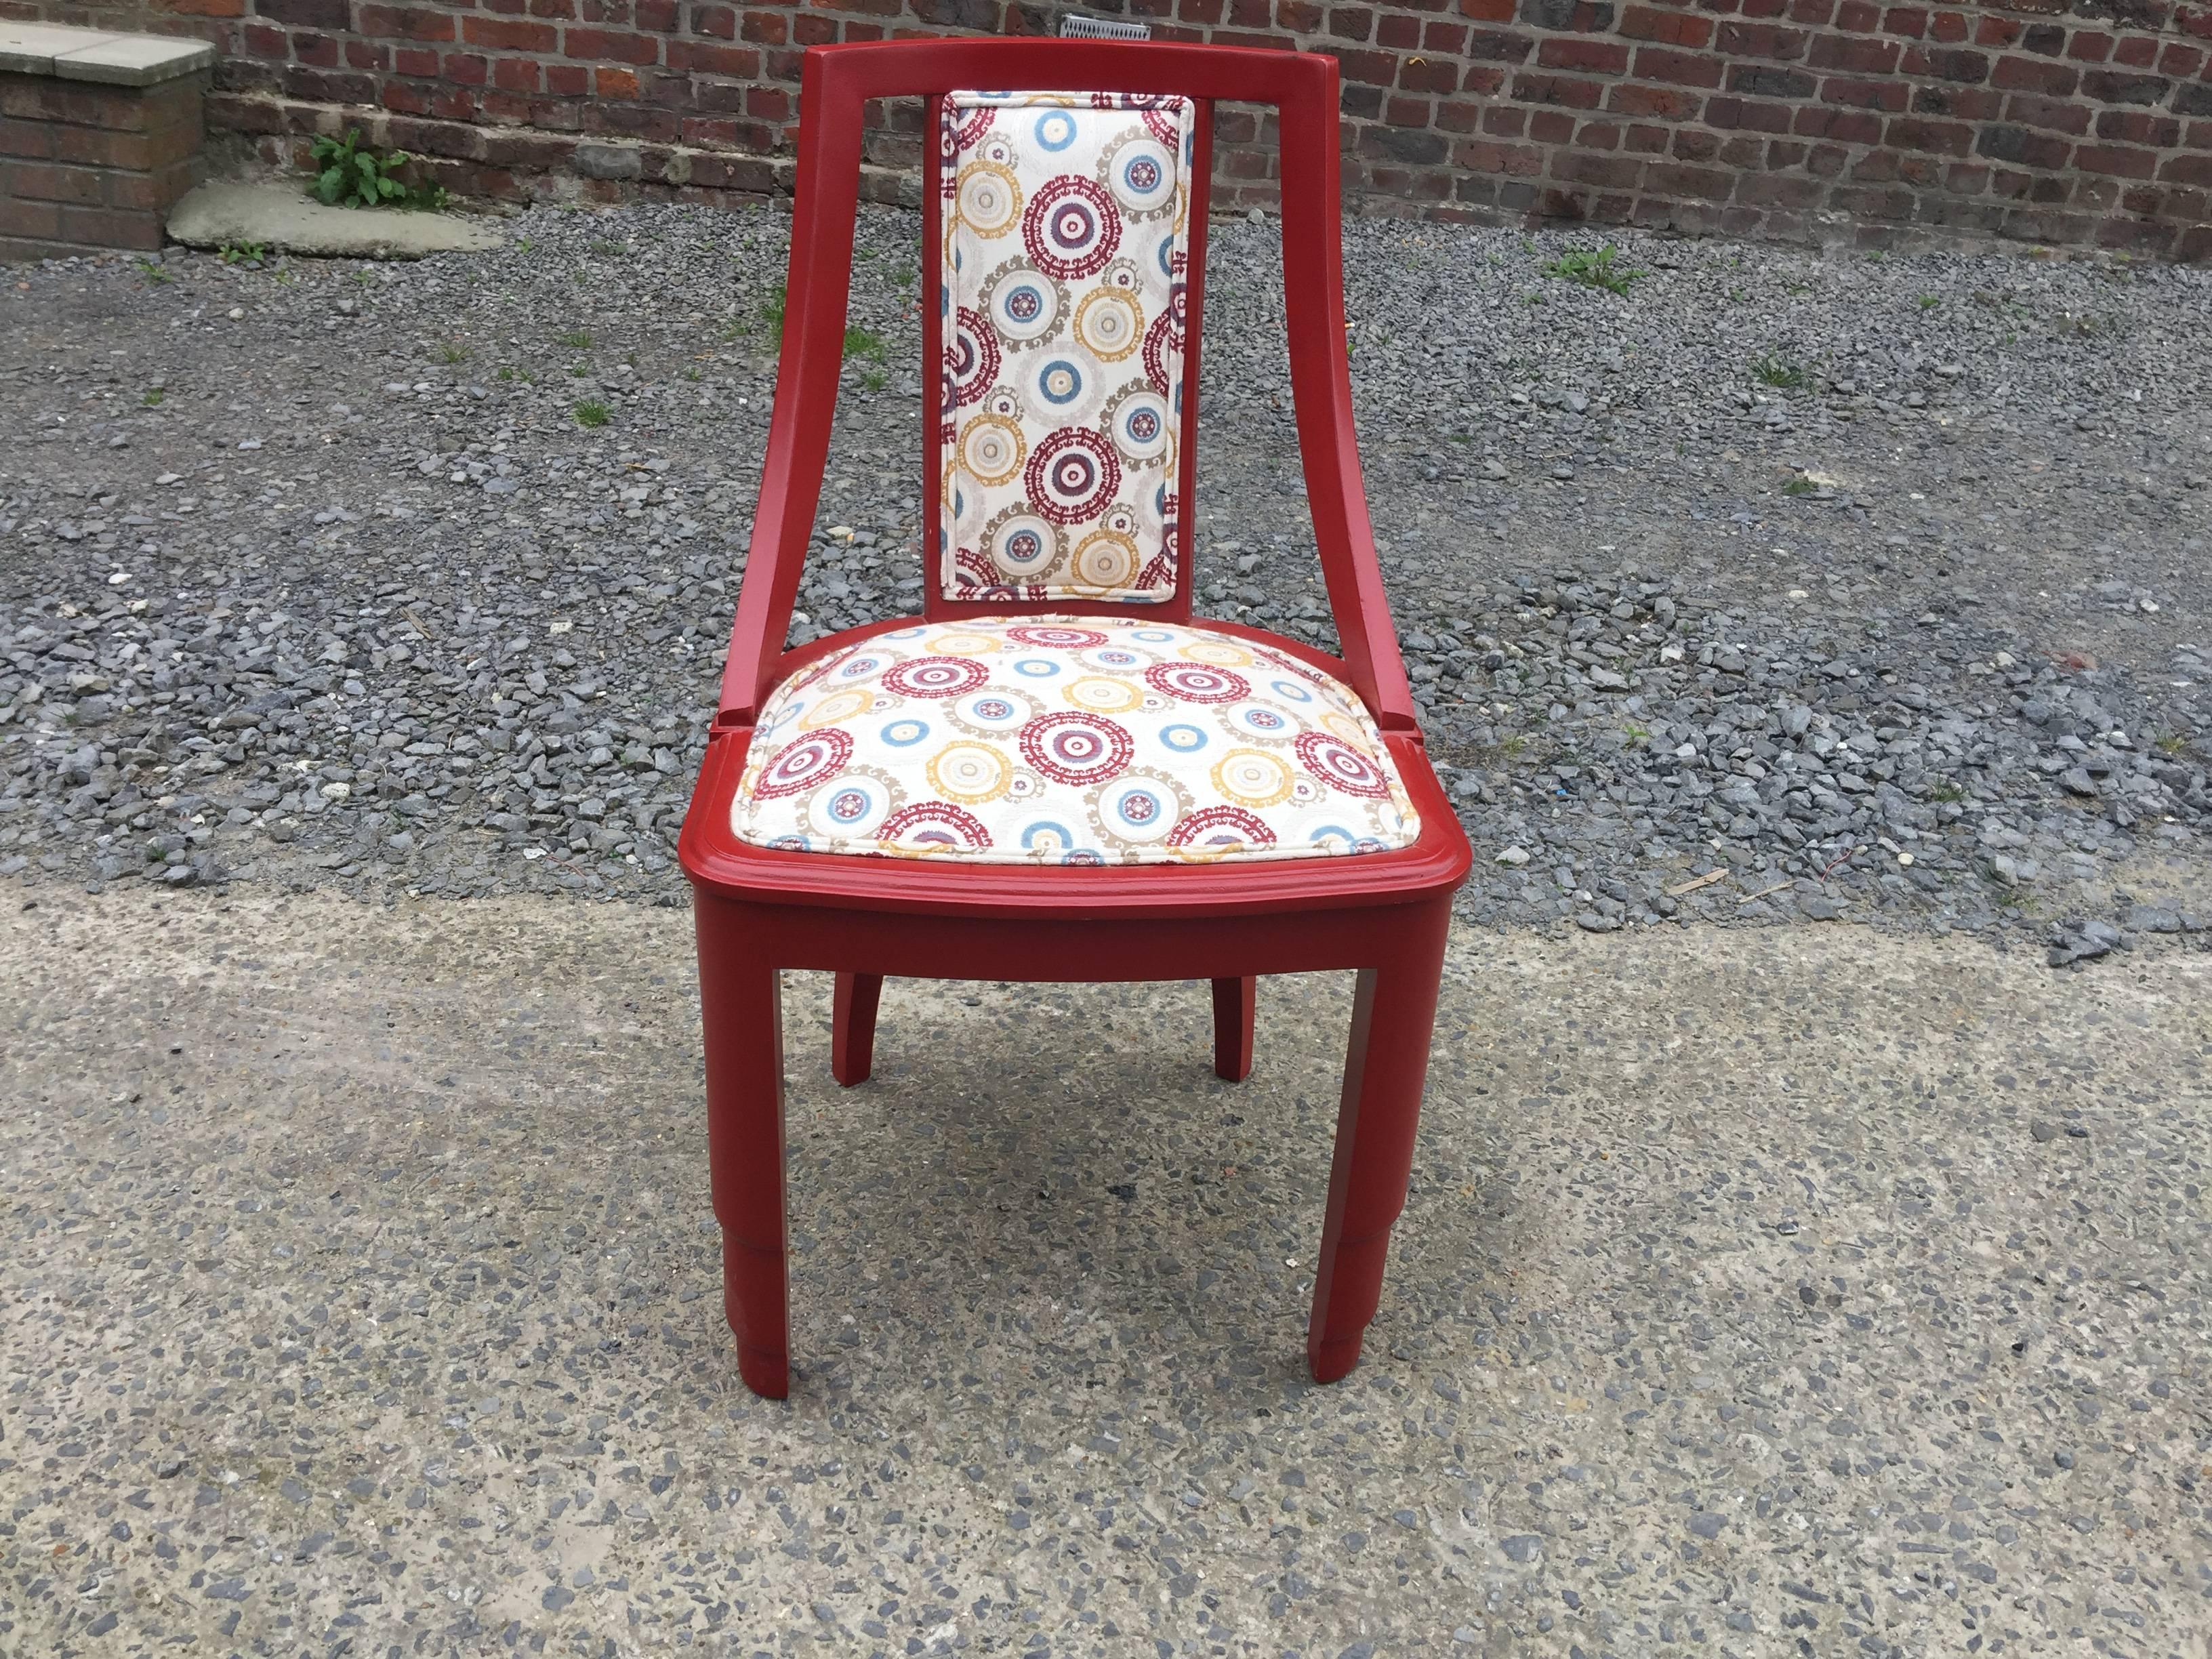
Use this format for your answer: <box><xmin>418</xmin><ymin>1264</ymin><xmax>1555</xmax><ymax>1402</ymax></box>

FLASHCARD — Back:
<box><xmin>883</xmin><ymin>656</ymin><xmax>991</xmax><ymax>699</ymax></box>
<box><xmin>1294</xmin><ymin>730</ymin><xmax>1389</xmax><ymax>798</ymax></box>
<box><xmin>1018</xmin><ymin>711</ymin><xmax>1135</xmax><ymax>785</ymax></box>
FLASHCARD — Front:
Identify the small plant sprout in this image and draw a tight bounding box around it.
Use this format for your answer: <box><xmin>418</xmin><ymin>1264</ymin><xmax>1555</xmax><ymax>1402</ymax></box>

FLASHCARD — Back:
<box><xmin>435</xmin><ymin>341</ymin><xmax>470</xmax><ymax>365</ymax></box>
<box><xmin>1918</xmin><ymin>294</ymin><xmax>1940</xmax><ymax>310</ymax></box>
<box><xmin>843</xmin><ymin>327</ymin><xmax>886</xmax><ymax>362</ymax></box>
<box><xmin>142</xmin><ymin>387</ymin><xmax>165</xmax><ymax>407</ymax></box>
<box><xmin>557</xmin><ymin>329</ymin><xmax>592</xmax><ymax>349</ymax></box>
<box><xmin>135</xmin><ymin>260</ymin><xmax>172</xmax><ymax>285</ymax></box>
<box><xmin>218</xmin><ymin>241</ymin><xmax>268</xmax><ymax>266</ymax></box>
<box><xmin>308</xmin><ymin>128</ymin><xmax>448</xmax><ymax>209</ymax></box>
<box><xmin>573</xmin><ymin>401</ymin><xmax>610</xmax><ymax>428</ymax></box>
<box><xmin>1752</xmin><ymin>352</ymin><xmax>1807</xmax><ymax>390</ymax></box>
<box><xmin>1542</xmin><ymin>245</ymin><xmax>1645</xmax><ymax>295</ymax></box>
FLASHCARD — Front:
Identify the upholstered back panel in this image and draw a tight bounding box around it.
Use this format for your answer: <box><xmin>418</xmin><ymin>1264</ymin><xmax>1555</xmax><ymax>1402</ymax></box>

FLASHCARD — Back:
<box><xmin>937</xmin><ymin>91</ymin><xmax>1193</xmax><ymax>606</ymax></box>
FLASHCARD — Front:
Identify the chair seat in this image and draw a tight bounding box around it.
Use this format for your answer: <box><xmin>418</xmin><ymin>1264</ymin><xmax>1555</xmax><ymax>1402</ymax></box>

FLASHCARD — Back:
<box><xmin>731</xmin><ymin>616</ymin><xmax>1421</xmax><ymax>865</ymax></box>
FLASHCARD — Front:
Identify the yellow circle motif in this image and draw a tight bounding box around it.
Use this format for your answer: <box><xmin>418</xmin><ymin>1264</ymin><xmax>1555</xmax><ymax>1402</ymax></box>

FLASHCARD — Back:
<box><xmin>1071</xmin><ymin>529</ymin><xmax>1139</xmax><ymax>590</ymax></box>
<box><xmin>1063</xmin><ymin>675</ymin><xmax>1142</xmax><ymax>714</ymax></box>
<box><xmin>955</xmin><ymin>160</ymin><xmax>1023</xmax><ymax>238</ymax></box>
<box><xmin>926</xmin><ymin>741</ymin><xmax>1011</xmax><ymax>804</ymax></box>
<box><xmin>1320</xmin><ymin>710</ymin><xmax>1370</xmax><ymax>748</ymax></box>
<box><xmin>957</xmin><ymin>414</ymin><xmax>1027</xmax><ymax>488</ymax></box>
<box><xmin>798</xmin><ymin>687</ymin><xmax>871</xmax><ymax>730</ymax></box>
<box><xmin>1179</xmin><ymin>640</ymin><xmax>1252</xmax><ymax>668</ymax></box>
<box><xmin>1073</xmin><ymin>288</ymin><xmax>1143</xmax><ymax>363</ymax></box>
<box><xmin>928</xmin><ymin>631</ymin><xmax>1003</xmax><ymax>657</ymax></box>
<box><xmin>1212</xmin><ymin>747</ymin><xmax>1294</xmax><ymax>808</ymax></box>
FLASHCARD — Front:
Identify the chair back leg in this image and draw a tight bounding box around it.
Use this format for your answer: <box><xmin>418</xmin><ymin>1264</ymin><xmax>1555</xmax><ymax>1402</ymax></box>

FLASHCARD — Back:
<box><xmin>696</xmin><ymin>903</ymin><xmax>792</xmax><ymax>1399</ymax></box>
<box><xmin>1306</xmin><ymin>903</ymin><xmax>1451</xmax><ymax>1382</ymax></box>
<box><xmin>1210</xmin><ymin>976</ymin><xmax>1256</xmax><ymax>1082</ymax></box>
<box><xmin>832</xmin><ymin>972</ymin><xmax>884</xmax><ymax>1086</ymax></box>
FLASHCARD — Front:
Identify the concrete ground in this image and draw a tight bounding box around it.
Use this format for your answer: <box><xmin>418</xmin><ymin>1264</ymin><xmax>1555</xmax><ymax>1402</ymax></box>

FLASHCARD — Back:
<box><xmin>1</xmin><ymin>886</ymin><xmax>2206</xmax><ymax>1656</ymax></box>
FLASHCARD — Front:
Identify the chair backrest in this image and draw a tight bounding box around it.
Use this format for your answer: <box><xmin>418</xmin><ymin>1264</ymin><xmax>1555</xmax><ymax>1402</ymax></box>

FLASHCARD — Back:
<box><xmin>930</xmin><ymin>89</ymin><xmax>1204</xmax><ymax>611</ymax></box>
<box><xmin>718</xmin><ymin>39</ymin><xmax>1418</xmax><ymax>741</ymax></box>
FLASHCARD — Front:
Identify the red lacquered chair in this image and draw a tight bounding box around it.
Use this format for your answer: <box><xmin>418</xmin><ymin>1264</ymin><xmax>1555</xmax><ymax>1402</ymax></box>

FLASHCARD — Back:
<box><xmin>678</xmin><ymin>37</ymin><xmax>1471</xmax><ymax>1399</ymax></box>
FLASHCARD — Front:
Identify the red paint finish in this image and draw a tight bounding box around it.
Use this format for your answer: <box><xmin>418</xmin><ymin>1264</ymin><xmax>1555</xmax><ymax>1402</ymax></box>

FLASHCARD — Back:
<box><xmin>680</xmin><ymin>39</ymin><xmax>1471</xmax><ymax>1399</ymax></box>
<box><xmin>1212</xmin><ymin>976</ymin><xmax>1256</xmax><ymax>1082</ymax></box>
<box><xmin>830</xmin><ymin>970</ymin><xmax>881</xmax><ymax>1086</ymax></box>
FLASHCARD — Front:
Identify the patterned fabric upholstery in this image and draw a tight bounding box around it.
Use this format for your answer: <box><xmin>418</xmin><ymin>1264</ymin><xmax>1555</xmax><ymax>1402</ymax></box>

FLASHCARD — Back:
<box><xmin>939</xmin><ymin>91</ymin><xmax>1192</xmax><ymax>605</ymax></box>
<box><xmin>732</xmin><ymin>618</ymin><xmax>1420</xmax><ymax>865</ymax></box>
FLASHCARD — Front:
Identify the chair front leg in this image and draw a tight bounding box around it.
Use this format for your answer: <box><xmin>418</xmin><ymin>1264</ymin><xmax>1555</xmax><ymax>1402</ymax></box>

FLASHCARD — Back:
<box><xmin>1211</xmin><ymin>976</ymin><xmax>1255</xmax><ymax>1082</ymax></box>
<box><xmin>695</xmin><ymin>905</ymin><xmax>791</xmax><ymax>1399</ymax></box>
<box><xmin>832</xmin><ymin>971</ymin><xmax>883</xmax><ymax>1086</ymax></box>
<box><xmin>1307</xmin><ymin>913</ymin><xmax>1449</xmax><ymax>1383</ymax></box>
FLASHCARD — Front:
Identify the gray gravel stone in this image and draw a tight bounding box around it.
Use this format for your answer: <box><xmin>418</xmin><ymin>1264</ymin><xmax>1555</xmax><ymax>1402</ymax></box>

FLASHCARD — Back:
<box><xmin>1</xmin><ymin>207</ymin><xmax>2206</xmax><ymax>955</ymax></box>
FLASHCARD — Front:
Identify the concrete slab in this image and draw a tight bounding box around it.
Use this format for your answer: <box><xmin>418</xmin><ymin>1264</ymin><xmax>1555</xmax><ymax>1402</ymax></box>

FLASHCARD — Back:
<box><xmin>0</xmin><ymin>20</ymin><xmax>118</xmax><ymax>75</ymax></box>
<box><xmin>51</xmin><ymin>32</ymin><xmax>213</xmax><ymax>87</ymax></box>
<box><xmin>165</xmin><ymin>179</ymin><xmax>504</xmax><ymax>260</ymax></box>
<box><xmin>0</xmin><ymin>886</ymin><xmax>2205</xmax><ymax>1652</ymax></box>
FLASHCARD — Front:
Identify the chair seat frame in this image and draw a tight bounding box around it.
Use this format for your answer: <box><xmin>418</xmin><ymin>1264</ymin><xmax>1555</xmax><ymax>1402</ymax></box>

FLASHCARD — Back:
<box><xmin>679</xmin><ymin>38</ymin><xmax>1471</xmax><ymax>1399</ymax></box>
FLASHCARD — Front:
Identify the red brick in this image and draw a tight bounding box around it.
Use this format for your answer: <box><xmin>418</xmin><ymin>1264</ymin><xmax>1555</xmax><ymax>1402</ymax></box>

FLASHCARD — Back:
<box><xmin>1399</xmin><ymin>54</ymin><xmax>1458</xmax><ymax>91</ymax></box>
<box><xmin>2081</xmin><ymin>70</ymin><xmax>2170</xmax><ymax>104</ymax></box>
<box><xmin>1706</xmin><ymin>95</ymin><xmax>1797</xmax><ymax>132</ymax></box>
<box><xmin>1551</xmin><ymin>149</ymin><xmax>1642</xmax><ymax>187</ymax></box>
<box><xmin>1992</xmin><ymin>54</ymin><xmax>2076</xmax><ymax>94</ymax></box>
<box><xmin>564</xmin><ymin>26</ymin><xmax>659</xmax><ymax>60</ymax></box>
<box><xmin>2095</xmin><ymin>108</ymin><xmax>2179</xmax><ymax>145</ymax></box>
<box><xmin>257</xmin><ymin>0</ymin><xmax>348</xmax><ymax>22</ymax></box>
<box><xmin>1620</xmin><ymin>3</ymin><xmax>1711</xmax><ymax>43</ymax></box>
<box><xmin>1633</xmin><ymin>45</ymin><xmax>1725</xmax><ymax>86</ymax></box>
<box><xmin>2005</xmin><ymin>92</ymin><xmax>2091</xmax><ymax>134</ymax></box>
<box><xmin>1901</xmin><ymin>45</ymin><xmax>1987</xmax><ymax>81</ymax></box>
<box><xmin>1645</xmin><ymin>160</ymin><xmax>1733</xmax><ymax>199</ymax></box>
<box><xmin>1715</xmin><ymin>20</ymin><xmax>1807</xmax><ymax>58</ymax></box>
<box><xmin>1977</xmin><ymin>122</ymin><xmax>2072</xmax><ymax>169</ymax></box>
<box><xmin>1823</xmin><ymin>76</ymin><xmax>1910</xmax><ymax>109</ymax></box>
<box><xmin>1536</xmin><ymin>37</ymin><xmax>1629</xmax><ymax>71</ymax></box>
<box><xmin>59</xmin><ymin>203</ymin><xmax>165</xmax><ymax>250</ymax></box>
<box><xmin>1454</xmin><ymin>137</ymin><xmax>1542</xmax><ymax>172</ymax></box>
<box><xmin>1794</xmin><ymin>105</ymin><xmax>1882</xmax><ymax>142</ymax></box>
<box><xmin>465</xmin><ymin>16</ymin><xmax>560</xmax><ymax>49</ymax></box>
<box><xmin>356</xmin><ymin>5</ymin><xmax>456</xmax><ymax>40</ymax></box>
<box><xmin>1806</xmin><ymin>33</ymin><xmax>1898</xmax><ymax>72</ymax></box>
<box><xmin>2072</xmin><ymin>142</ymin><xmax>2155</xmax><ymax>176</ymax></box>
<box><xmin>1511</xmin><ymin>70</ymin><xmax>1604</xmax><ymax>107</ymax></box>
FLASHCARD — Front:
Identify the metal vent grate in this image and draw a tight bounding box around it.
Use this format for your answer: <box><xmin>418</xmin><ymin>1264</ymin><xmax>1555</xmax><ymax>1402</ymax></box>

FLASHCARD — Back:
<box><xmin>1058</xmin><ymin>12</ymin><xmax>1153</xmax><ymax>39</ymax></box>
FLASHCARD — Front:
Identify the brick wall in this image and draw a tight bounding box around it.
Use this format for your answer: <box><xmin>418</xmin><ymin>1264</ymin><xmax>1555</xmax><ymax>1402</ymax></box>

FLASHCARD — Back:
<box><xmin>4</xmin><ymin>0</ymin><xmax>2207</xmax><ymax>258</ymax></box>
<box><xmin>1</xmin><ymin>70</ymin><xmax>207</xmax><ymax>258</ymax></box>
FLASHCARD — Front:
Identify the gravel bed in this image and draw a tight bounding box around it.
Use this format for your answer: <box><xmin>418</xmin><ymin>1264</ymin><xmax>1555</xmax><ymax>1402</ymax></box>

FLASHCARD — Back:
<box><xmin>3</xmin><ymin>204</ymin><xmax>2208</xmax><ymax>953</ymax></box>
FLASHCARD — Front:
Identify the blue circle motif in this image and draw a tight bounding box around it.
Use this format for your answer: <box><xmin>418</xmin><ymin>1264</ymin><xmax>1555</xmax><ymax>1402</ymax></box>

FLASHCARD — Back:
<box><xmin>1019</xmin><ymin>819</ymin><xmax>1079</xmax><ymax>852</ymax></box>
<box><xmin>882</xmin><ymin>718</ymin><xmax>930</xmax><ymax>747</ymax></box>
<box><xmin>1036</xmin><ymin>359</ymin><xmax>1084</xmax><ymax>405</ymax></box>
<box><xmin>1012</xmin><ymin>657</ymin><xmax>1062</xmax><ymax>678</ymax></box>
<box><xmin>1161</xmin><ymin>723</ymin><xmax>1207</xmax><ymax>752</ymax></box>
<box><xmin>1034</xmin><ymin>110</ymin><xmax>1078</xmax><ymax>151</ymax></box>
